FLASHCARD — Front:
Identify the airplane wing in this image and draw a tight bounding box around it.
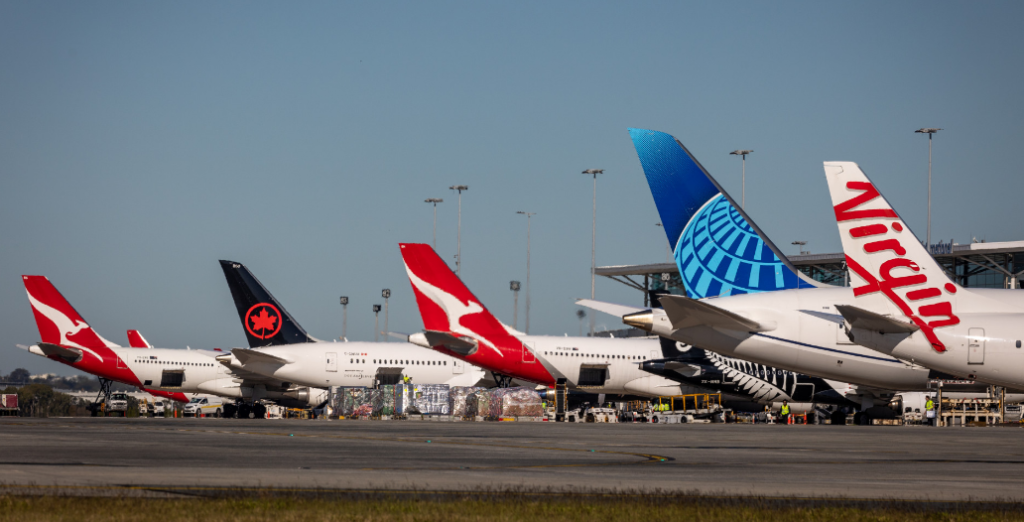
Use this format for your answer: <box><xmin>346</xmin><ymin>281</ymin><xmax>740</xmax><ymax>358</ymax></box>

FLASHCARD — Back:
<box><xmin>231</xmin><ymin>348</ymin><xmax>292</xmax><ymax>366</ymax></box>
<box><xmin>659</xmin><ymin>295</ymin><xmax>770</xmax><ymax>332</ymax></box>
<box><xmin>835</xmin><ymin>304</ymin><xmax>919</xmax><ymax>335</ymax></box>
<box><xmin>37</xmin><ymin>342</ymin><xmax>84</xmax><ymax>363</ymax></box>
<box><xmin>575</xmin><ymin>299</ymin><xmax>645</xmax><ymax>317</ymax></box>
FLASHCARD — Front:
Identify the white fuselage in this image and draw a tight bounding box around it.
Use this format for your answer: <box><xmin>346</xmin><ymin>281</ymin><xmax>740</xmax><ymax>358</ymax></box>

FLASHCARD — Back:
<box><xmin>225</xmin><ymin>342</ymin><xmax>488</xmax><ymax>389</ymax></box>
<box><xmin>855</xmin><ymin>289</ymin><xmax>1024</xmax><ymax>389</ymax></box>
<box><xmin>648</xmin><ymin>286</ymin><xmax>936</xmax><ymax>391</ymax></box>
<box><xmin>527</xmin><ymin>335</ymin><xmax>704</xmax><ymax>397</ymax></box>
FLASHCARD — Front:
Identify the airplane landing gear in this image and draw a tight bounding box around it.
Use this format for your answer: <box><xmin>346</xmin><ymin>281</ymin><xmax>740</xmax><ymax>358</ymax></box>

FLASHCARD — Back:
<box><xmin>87</xmin><ymin>378</ymin><xmax>113</xmax><ymax>417</ymax></box>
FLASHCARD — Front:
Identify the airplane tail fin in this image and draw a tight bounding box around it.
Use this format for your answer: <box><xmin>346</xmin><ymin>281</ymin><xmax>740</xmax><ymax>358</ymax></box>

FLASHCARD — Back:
<box><xmin>628</xmin><ymin>128</ymin><xmax>819</xmax><ymax>298</ymax></box>
<box><xmin>126</xmin><ymin>330</ymin><xmax>153</xmax><ymax>348</ymax></box>
<box><xmin>399</xmin><ymin>243</ymin><xmax>515</xmax><ymax>347</ymax></box>
<box><xmin>21</xmin><ymin>275</ymin><xmax>120</xmax><ymax>350</ymax></box>
<box><xmin>218</xmin><ymin>260</ymin><xmax>315</xmax><ymax>347</ymax></box>
<box><xmin>823</xmin><ymin>161</ymin><xmax>967</xmax><ymax>352</ymax></box>
<box><xmin>658</xmin><ymin>336</ymin><xmax>708</xmax><ymax>361</ymax></box>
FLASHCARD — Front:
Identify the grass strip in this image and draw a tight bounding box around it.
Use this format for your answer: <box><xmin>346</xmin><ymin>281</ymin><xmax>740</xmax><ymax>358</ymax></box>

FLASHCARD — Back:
<box><xmin>1</xmin><ymin>494</ymin><xmax>1023</xmax><ymax>522</ymax></box>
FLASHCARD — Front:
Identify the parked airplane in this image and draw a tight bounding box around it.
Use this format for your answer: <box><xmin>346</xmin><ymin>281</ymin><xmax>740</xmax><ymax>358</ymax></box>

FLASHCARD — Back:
<box><xmin>581</xmin><ymin>128</ymin><xmax>945</xmax><ymax>409</ymax></box>
<box><xmin>19</xmin><ymin>275</ymin><xmax>326</xmax><ymax>416</ymax></box>
<box><xmin>823</xmin><ymin>161</ymin><xmax>1024</xmax><ymax>389</ymax></box>
<box><xmin>217</xmin><ymin>260</ymin><xmax>488</xmax><ymax>390</ymax></box>
<box><xmin>399</xmin><ymin>243</ymin><xmax>713</xmax><ymax>398</ymax></box>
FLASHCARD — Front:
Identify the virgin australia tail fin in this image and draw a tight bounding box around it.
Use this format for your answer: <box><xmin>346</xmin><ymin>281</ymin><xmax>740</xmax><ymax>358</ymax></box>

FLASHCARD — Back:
<box><xmin>628</xmin><ymin>128</ymin><xmax>820</xmax><ymax>298</ymax></box>
<box><xmin>21</xmin><ymin>275</ymin><xmax>120</xmax><ymax>350</ymax></box>
<box><xmin>821</xmin><ymin>162</ymin><xmax>992</xmax><ymax>352</ymax></box>
<box><xmin>219</xmin><ymin>260</ymin><xmax>316</xmax><ymax>347</ymax></box>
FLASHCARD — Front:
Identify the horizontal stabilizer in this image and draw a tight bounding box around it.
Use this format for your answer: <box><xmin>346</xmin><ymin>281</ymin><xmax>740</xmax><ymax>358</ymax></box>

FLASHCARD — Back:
<box><xmin>422</xmin><ymin>330</ymin><xmax>478</xmax><ymax>356</ymax></box>
<box><xmin>231</xmin><ymin>348</ymin><xmax>291</xmax><ymax>366</ymax></box>
<box><xmin>835</xmin><ymin>304</ymin><xmax>919</xmax><ymax>335</ymax></box>
<box><xmin>659</xmin><ymin>295</ymin><xmax>769</xmax><ymax>332</ymax></box>
<box><xmin>37</xmin><ymin>342</ymin><xmax>84</xmax><ymax>363</ymax></box>
<box><xmin>575</xmin><ymin>299</ymin><xmax>645</xmax><ymax>317</ymax></box>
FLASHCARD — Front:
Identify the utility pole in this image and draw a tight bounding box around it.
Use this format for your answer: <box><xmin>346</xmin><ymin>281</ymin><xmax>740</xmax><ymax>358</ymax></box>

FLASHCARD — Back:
<box><xmin>424</xmin><ymin>198</ymin><xmax>443</xmax><ymax>250</ymax></box>
<box><xmin>449</xmin><ymin>185</ymin><xmax>468</xmax><ymax>276</ymax></box>
<box><xmin>339</xmin><ymin>296</ymin><xmax>349</xmax><ymax>341</ymax></box>
<box><xmin>729</xmin><ymin>150</ymin><xmax>753</xmax><ymax>209</ymax></box>
<box><xmin>581</xmin><ymin>169</ymin><xmax>603</xmax><ymax>336</ymax></box>
<box><xmin>656</xmin><ymin>222</ymin><xmax>671</xmax><ymax>263</ymax></box>
<box><xmin>510</xmin><ymin>280</ymin><xmax>521</xmax><ymax>330</ymax></box>
<box><xmin>372</xmin><ymin>304</ymin><xmax>381</xmax><ymax>342</ymax></box>
<box><xmin>382</xmin><ymin>289</ymin><xmax>391</xmax><ymax>342</ymax></box>
<box><xmin>516</xmin><ymin>211</ymin><xmax>535</xmax><ymax>333</ymax></box>
<box><xmin>916</xmin><ymin>128</ymin><xmax>942</xmax><ymax>251</ymax></box>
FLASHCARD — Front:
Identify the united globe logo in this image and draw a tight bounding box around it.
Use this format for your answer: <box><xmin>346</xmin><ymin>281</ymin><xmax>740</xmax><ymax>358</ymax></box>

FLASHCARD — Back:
<box><xmin>674</xmin><ymin>194</ymin><xmax>799</xmax><ymax>298</ymax></box>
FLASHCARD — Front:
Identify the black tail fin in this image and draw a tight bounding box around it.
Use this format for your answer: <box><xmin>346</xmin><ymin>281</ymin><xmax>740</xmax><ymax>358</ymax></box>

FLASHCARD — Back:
<box><xmin>219</xmin><ymin>260</ymin><xmax>315</xmax><ymax>347</ymax></box>
<box><xmin>658</xmin><ymin>336</ymin><xmax>707</xmax><ymax>362</ymax></box>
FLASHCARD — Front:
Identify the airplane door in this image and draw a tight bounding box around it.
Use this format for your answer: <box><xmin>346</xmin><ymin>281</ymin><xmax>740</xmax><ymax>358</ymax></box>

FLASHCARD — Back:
<box><xmin>326</xmin><ymin>352</ymin><xmax>338</xmax><ymax>372</ymax></box>
<box><xmin>452</xmin><ymin>358</ymin><xmax>464</xmax><ymax>374</ymax></box>
<box><xmin>650</xmin><ymin>350</ymin><xmax>659</xmax><ymax>360</ymax></box>
<box><xmin>523</xmin><ymin>342</ymin><xmax>536</xmax><ymax>363</ymax></box>
<box><xmin>968</xmin><ymin>329</ymin><xmax>985</xmax><ymax>364</ymax></box>
<box><xmin>116</xmin><ymin>356</ymin><xmax>127</xmax><ymax>369</ymax></box>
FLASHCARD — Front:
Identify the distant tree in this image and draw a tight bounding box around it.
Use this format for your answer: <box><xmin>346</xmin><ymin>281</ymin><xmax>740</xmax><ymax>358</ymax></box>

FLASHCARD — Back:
<box><xmin>8</xmin><ymin>368</ymin><xmax>30</xmax><ymax>383</ymax></box>
<box><xmin>17</xmin><ymin>383</ymin><xmax>79</xmax><ymax>418</ymax></box>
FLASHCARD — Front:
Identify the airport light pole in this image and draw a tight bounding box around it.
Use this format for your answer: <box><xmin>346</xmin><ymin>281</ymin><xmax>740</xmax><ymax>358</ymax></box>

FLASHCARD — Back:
<box><xmin>792</xmin><ymin>241</ymin><xmax>809</xmax><ymax>255</ymax></box>
<box><xmin>382</xmin><ymin>289</ymin><xmax>391</xmax><ymax>342</ymax></box>
<box><xmin>510</xmin><ymin>280</ymin><xmax>521</xmax><ymax>330</ymax></box>
<box><xmin>576</xmin><ymin>309</ymin><xmax>586</xmax><ymax>337</ymax></box>
<box><xmin>449</xmin><ymin>185</ymin><xmax>469</xmax><ymax>276</ymax></box>
<box><xmin>581</xmin><ymin>169</ymin><xmax>603</xmax><ymax>336</ymax></box>
<box><xmin>656</xmin><ymin>223</ymin><xmax>671</xmax><ymax>263</ymax></box>
<box><xmin>424</xmin><ymin>198</ymin><xmax>443</xmax><ymax>250</ymax></box>
<box><xmin>915</xmin><ymin>128</ymin><xmax>942</xmax><ymax>251</ymax></box>
<box><xmin>372</xmin><ymin>304</ymin><xmax>382</xmax><ymax>342</ymax></box>
<box><xmin>516</xmin><ymin>211</ymin><xmax>536</xmax><ymax>334</ymax></box>
<box><xmin>730</xmin><ymin>150</ymin><xmax>753</xmax><ymax>209</ymax></box>
<box><xmin>339</xmin><ymin>296</ymin><xmax>349</xmax><ymax>341</ymax></box>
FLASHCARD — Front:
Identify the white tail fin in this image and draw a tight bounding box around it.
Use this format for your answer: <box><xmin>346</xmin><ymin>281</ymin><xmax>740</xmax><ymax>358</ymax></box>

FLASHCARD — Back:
<box><xmin>823</xmin><ymin>162</ymin><xmax>964</xmax><ymax>352</ymax></box>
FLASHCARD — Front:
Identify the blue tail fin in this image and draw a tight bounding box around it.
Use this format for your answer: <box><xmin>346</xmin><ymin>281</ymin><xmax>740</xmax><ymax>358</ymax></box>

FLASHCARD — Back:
<box><xmin>629</xmin><ymin>128</ymin><xmax>817</xmax><ymax>299</ymax></box>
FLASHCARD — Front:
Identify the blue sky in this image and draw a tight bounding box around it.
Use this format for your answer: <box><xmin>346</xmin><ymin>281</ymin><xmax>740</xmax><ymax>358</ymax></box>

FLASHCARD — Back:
<box><xmin>3</xmin><ymin>2</ymin><xmax>1022</xmax><ymax>375</ymax></box>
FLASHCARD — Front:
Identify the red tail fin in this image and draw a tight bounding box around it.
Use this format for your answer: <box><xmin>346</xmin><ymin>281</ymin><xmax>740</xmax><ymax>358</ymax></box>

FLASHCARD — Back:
<box><xmin>127</xmin><ymin>330</ymin><xmax>153</xmax><ymax>348</ymax></box>
<box><xmin>400</xmin><ymin>243</ymin><xmax>511</xmax><ymax>352</ymax></box>
<box><xmin>22</xmin><ymin>276</ymin><xmax>119</xmax><ymax>350</ymax></box>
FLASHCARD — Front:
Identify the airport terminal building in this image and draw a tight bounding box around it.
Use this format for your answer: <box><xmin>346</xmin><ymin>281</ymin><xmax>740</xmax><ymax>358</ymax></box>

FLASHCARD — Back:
<box><xmin>599</xmin><ymin>240</ymin><xmax>1024</xmax><ymax>308</ymax></box>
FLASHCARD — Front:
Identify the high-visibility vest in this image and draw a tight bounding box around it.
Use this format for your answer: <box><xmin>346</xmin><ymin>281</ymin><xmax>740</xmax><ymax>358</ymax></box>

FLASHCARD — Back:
<box><xmin>780</xmin><ymin>404</ymin><xmax>791</xmax><ymax>416</ymax></box>
<box><xmin>925</xmin><ymin>399</ymin><xmax>934</xmax><ymax>411</ymax></box>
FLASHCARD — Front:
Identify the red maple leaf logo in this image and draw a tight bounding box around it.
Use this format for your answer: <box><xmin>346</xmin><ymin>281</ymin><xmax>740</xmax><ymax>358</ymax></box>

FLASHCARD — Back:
<box><xmin>244</xmin><ymin>303</ymin><xmax>282</xmax><ymax>340</ymax></box>
<box><xmin>250</xmin><ymin>308</ymin><xmax>277</xmax><ymax>333</ymax></box>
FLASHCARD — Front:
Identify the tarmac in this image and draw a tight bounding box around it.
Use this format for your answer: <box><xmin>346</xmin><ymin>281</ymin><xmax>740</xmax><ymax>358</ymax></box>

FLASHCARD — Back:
<box><xmin>1</xmin><ymin>417</ymin><xmax>1022</xmax><ymax>501</ymax></box>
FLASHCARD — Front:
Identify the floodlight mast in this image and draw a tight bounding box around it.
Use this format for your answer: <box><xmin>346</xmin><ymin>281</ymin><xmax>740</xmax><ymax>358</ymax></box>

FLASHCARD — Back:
<box><xmin>581</xmin><ymin>169</ymin><xmax>603</xmax><ymax>336</ymax></box>
<box><xmin>339</xmin><ymin>296</ymin><xmax>349</xmax><ymax>341</ymax></box>
<box><xmin>729</xmin><ymin>150</ymin><xmax>754</xmax><ymax>209</ymax></box>
<box><xmin>372</xmin><ymin>304</ymin><xmax>382</xmax><ymax>342</ymax></box>
<box><xmin>424</xmin><ymin>198</ymin><xmax>443</xmax><ymax>250</ymax></box>
<box><xmin>382</xmin><ymin>289</ymin><xmax>391</xmax><ymax>343</ymax></box>
<box><xmin>449</xmin><ymin>186</ymin><xmax>469</xmax><ymax>276</ymax></box>
<box><xmin>510</xmin><ymin>280</ymin><xmax>521</xmax><ymax>330</ymax></box>
<box><xmin>517</xmin><ymin>211</ymin><xmax>536</xmax><ymax>334</ymax></box>
<box><xmin>915</xmin><ymin>128</ymin><xmax>942</xmax><ymax>250</ymax></box>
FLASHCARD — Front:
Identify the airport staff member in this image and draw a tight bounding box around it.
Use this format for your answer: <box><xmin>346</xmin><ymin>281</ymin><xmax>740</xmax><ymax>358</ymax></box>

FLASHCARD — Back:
<box><xmin>925</xmin><ymin>396</ymin><xmax>935</xmax><ymax>426</ymax></box>
<box><xmin>779</xmin><ymin>400</ymin><xmax>791</xmax><ymax>424</ymax></box>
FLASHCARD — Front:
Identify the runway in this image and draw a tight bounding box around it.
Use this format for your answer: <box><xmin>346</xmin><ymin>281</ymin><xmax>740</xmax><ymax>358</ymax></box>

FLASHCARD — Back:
<box><xmin>1</xmin><ymin>418</ymin><xmax>1022</xmax><ymax>501</ymax></box>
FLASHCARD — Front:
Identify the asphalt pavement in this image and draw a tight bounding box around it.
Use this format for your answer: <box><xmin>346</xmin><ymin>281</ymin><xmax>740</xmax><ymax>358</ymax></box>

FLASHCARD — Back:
<box><xmin>1</xmin><ymin>417</ymin><xmax>1022</xmax><ymax>501</ymax></box>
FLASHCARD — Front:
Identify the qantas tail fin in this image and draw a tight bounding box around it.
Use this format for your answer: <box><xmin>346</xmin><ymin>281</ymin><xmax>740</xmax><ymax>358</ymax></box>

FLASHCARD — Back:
<box><xmin>822</xmin><ymin>162</ymin><xmax>976</xmax><ymax>352</ymax></box>
<box><xmin>126</xmin><ymin>330</ymin><xmax>153</xmax><ymax>348</ymax></box>
<box><xmin>21</xmin><ymin>275</ymin><xmax>120</xmax><ymax>350</ymax></box>
<box><xmin>399</xmin><ymin>243</ymin><xmax>518</xmax><ymax>353</ymax></box>
<box><xmin>218</xmin><ymin>260</ymin><xmax>315</xmax><ymax>347</ymax></box>
<box><xmin>629</xmin><ymin>128</ymin><xmax>820</xmax><ymax>298</ymax></box>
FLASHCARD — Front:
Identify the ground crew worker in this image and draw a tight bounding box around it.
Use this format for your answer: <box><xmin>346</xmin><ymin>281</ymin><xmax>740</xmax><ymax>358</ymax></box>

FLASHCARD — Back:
<box><xmin>780</xmin><ymin>400</ymin><xmax>791</xmax><ymax>424</ymax></box>
<box><xmin>542</xmin><ymin>400</ymin><xmax>547</xmax><ymax>410</ymax></box>
<box><xmin>925</xmin><ymin>396</ymin><xmax>935</xmax><ymax>426</ymax></box>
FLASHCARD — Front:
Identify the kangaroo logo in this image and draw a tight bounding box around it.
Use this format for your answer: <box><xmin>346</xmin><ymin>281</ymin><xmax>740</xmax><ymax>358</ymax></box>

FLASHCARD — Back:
<box><xmin>835</xmin><ymin>181</ymin><xmax>959</xmax><ymax>352</ymax></box>
<box><xmin>245</xmin><ymin>303</ymin><xmax>282</xmax><ymax>340</ymax></box>
<box><xmin>404</xmin><ymin>267</ymin><xmax>504</xmax><ymax>358</ymax></box>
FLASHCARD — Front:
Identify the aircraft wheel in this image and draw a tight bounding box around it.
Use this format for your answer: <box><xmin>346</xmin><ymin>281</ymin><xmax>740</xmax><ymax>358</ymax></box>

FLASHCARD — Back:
<box><xmin>214</xmin><ymin>409</ymin><xmax>221</xmax><ymax>418</ymax></box>
<box><xmin>652</xmin><ymin>416</ymin><xmax>659</xmax><ymax>424</ymax></box>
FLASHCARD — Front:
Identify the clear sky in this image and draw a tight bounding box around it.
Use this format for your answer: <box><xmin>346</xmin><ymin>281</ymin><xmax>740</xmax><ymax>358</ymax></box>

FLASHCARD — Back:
<box><xmin>3</xmin><ymin>2</ymin><xmax>1023</xmax><ymax>376</ymax></box>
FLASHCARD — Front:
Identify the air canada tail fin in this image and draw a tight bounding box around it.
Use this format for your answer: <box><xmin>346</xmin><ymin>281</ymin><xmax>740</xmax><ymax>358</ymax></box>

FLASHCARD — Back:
<box><xmin>823</xmin><ymin>162</ymin><xmax>968</xmax><ymax>352</ymax></box>
<box><xmin>126</xmin><ymin>330</ymin><xmax>153</xmax><ymax>348</ymax></box>
<box><xmin>628</xmin><ymin>128</ymin><xmax>819</xmax><ymax>299</ymax></box>
<box><xmin>21</xmin><ymin>275</ymin><xmax>120</xmax><ymax>350</ymax></box>
<box><xmin>399</xmin><ymin>243</ymin><xmax>517</xmax><ymax>349</ymax></box>
<box><xmin>218</xmin><ymin>260</ymin><xmax>315</xmax><ymax>347</ymax></box>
